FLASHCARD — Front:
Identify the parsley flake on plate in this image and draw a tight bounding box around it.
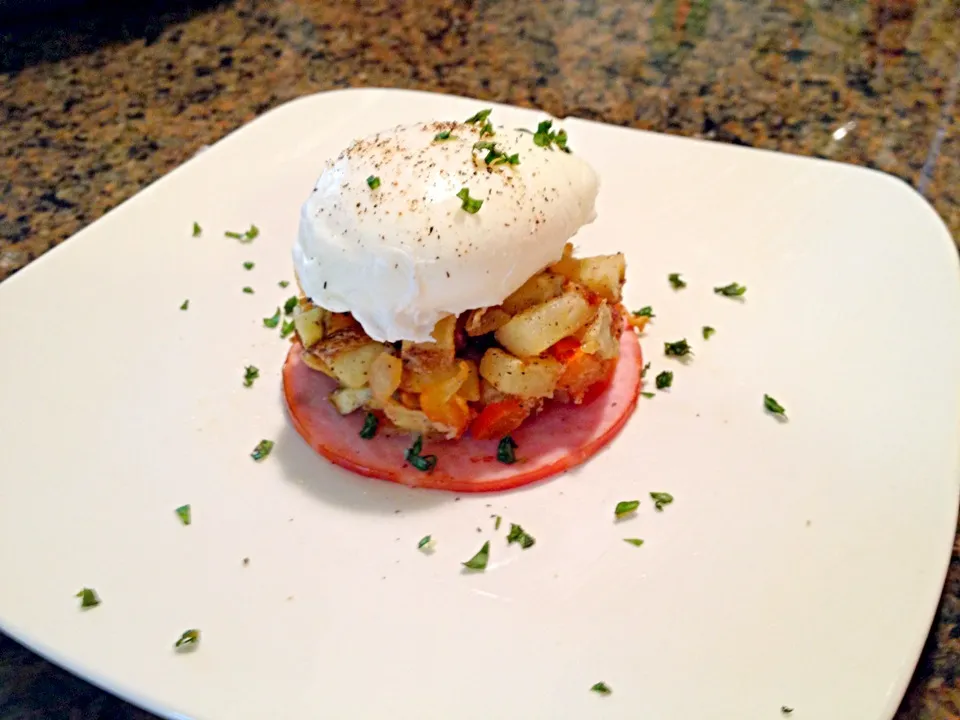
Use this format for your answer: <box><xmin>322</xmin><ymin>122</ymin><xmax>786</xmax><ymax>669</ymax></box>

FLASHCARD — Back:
<box><xmin>192</xmin><ymin>222</ymin><xmax>202</xmax><ymax>237</ymax></box>
<box><xmin>404</xmin><ymin>435</ymin><xmax>437</xmax><ymax>472</ymax></box>
<box><xmin>179</xmin><ymin>299</ymin><xmax>189</xmax><ymax>311</ymax></box>
<box><xmin>623</xmin><ymin>538</ymin><xmax>644</xmax><ymax>547</ymax></box>
<box><xmin>366</xmin><ymin>175</ymin><xmax>381</xmax><ymax>190</ymax></box>
<box><xmin>615</xmin><ymin>500</ymin><xmax>640</xmax><ymax>518</ymax></box>
<box><xmin>280</xmin><ymin>319</ymin><xmax>295</xmax><ymax>339</ymax></box>
<box><xmin>714</xmin><ymin>282</ymin><xmax>746</xmax><ymax>297</ymax></box>
<box><xmin>263</xmin><ymin>308</ymin><xmax>281</xmax><ymax>328</ymax></box>
<box><xmin>664</xmin><ymin>339</ymin><xmax>693</xmax><ymax>357</ymax></box>
<box><xmin>243</xmin><ymin>261</ymin><xmax>254</xmax><ymax>270</ymax></box>
<box><xmin>418</xmin><ymin>535</ymin><xmax>433</xmax><ymax>550</ymax></box>
<box><xmin>283</xmin><ymin>296</ymin><xmax>298</xmax><ymax>315</ymax></box>
<box><xmin>497</xmin><ymin>436</ymin><xmax>517</xmax><ymax>464</ymax></box>
<box><xmin>764</xmin><ymin>394</ymin><xmax>786</xmax><ymax>416</ymax></box>
<box><xmin>462</xmin><ymin>541</ymin><xmax>490</xmax><ymax>570</ymax></box>
<box><xmin>433</xmin><ymin>130</ymin><xmax>455</xmax><ymax>141</ymax></box>
<box><xmin>75</xmin><ymin>588</ymin><xmax>100</xmax><ymax>609</ymax></box>
<box><xmin>506</xmin><ymin>523</ymin><xmax>535</xmax><ymax>549</ymax></box>
<box><xmin>251</xmin><ymin>439</ymin><xmax>274</xmax><ymax>461</ymax></box>
<box><xmin>359</xmin><ymin>412</ymin><xmax>379</xmax><ymax>439</ymax></box>
<box><xmin>668</xmin><ymin>272</ymin><xmax>687</xmax><ymax>289</ymax></box>
<box><xmin>225</xmin><ymin>225</ymin><xmax>259</xmax><ymax>242</ymax></box>
<box><xmin>456</xmin><ymin>187</ymin><xmax>483</xmax><ymax>214</ymax></box>
<box><xmin>464</xmin><ymin>108</ymin><xmax>492</xmax><ymax>125</ymax></box>
<box><xmin>781</xmin><ymin>708</ymin><xmax>794</xmax><ymax>715</ymax></box>
<box><xmin>175</xmin><ymin>504</ymin><xmax>191</xmax><ymax>525</ymax></box>
<box><xmin>650</xmin><ymin>492</ymin><xmax>673</xmax><ymax>511</ymax></box>
<box><xmin>242</xmin><ymin>286</ymin><xmax>254</xmax><ymax>294</ymax></box>
<box><xmin>494</xmin><ymin>515</ymin><xmax>502</xmax><ymax>530</ymax></box>
<box><xmin>641</xmin><ymin>392</ymin><xmax>656</xmax><ymax>399</ymax></box>
<box><xmin>633</xmin><ymin>306</ymin><xmax>654</xmax><ymax>318</ymax></box>
<box><xmin>174</xmin><ymin>629</ymin><xmax>200</xmax><ymax>649</ymax></box>
<box><xmin>590</xmin><ymin>682</ymin><xmax>612</xmax><ymax>695</ymax></box>
<box><xmin>278</xmin><ymin>280</ymin><xmax>290</xmax><ymax>288</ymax></box>
<box><xmin>641</xmin><ymin>362</ymin><xmax>651</xmax><ymax>379</ymax></box>
<box><xmin>655</xmin><ymin>370</ymin><xmax>674</xmax><ymax>390</ymax></box>
<box><xmin>243</xmin><ymin>365</ymin><xmax>259</xmax><ymax>387</ymax></box>
<box><xmin>702</xmin><ymin>325</ymin><xmax>716</xmax><ymax>339</ymax></box>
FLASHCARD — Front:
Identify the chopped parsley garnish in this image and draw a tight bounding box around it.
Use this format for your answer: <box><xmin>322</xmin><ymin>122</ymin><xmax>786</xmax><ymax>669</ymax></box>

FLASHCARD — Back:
<box><xmin>532</xmin><ymin>120</ymin><xmax>572</xmax><ymax>152</ymax></box>
<box><xmin>664</xmin><ymin>339</ymin><xmax>693</xmax><ymax>357</ymax></box>
<box><xmin>366</xmin><ymin>175</ymin><xmax>381</xmax><ymax>190</ymax></box>
<box><xmin>359</xmin><ymin>412</ymin><xmax>378</xmax><ymax>439</ymax></box>
<box><xmin>781</xmin><ymin>708</ymin><xmax>794</xmax><ymax>715</ymax></box>
<box><xmin>714</xmin><ymin>282</ymin><xmax>746</xmax><ymax>297</ymax></box>
<box><xmin>494</xmin><ymin>515</ymin><xmax>502</xmax><ymax>530</ymax></box>
<box><xmin>668</xmin><ymin>273</ymin><xmax>687</xmax><ymax>289</ymax></box>
<box><xmin>242</xmin><ymin>286</ymin><xmax>254</xmax><ymax>294</ymax></box>
<box><xmin>506</xmin><ymin>523</ymin><xmax>536</xmax><ymax>549</ymax></box>
<box><xmin>702</xmin><ymin>325</ymin><xmax>716</xmax><ymax>339</ymax></box>
<box><xmin>478</xmin><ymin>120</ymin><xmax>495</xmax><ymax>138</ymax></box>
<box><xmin>650</xmin><ymin>492</ymin><xmax>674</xmax><ymax>511</ymax></box>
<box><xmin>251</xmin><ymin>439</ymin><xmax>274</xmax><ymax>461</ymax></box>
<box><xmin>655</xmin><ymin>370</ymin><xmax>673</xmax><ymax>389</ymax></box>
<box><xmin>590</xmin><ymin>682</ymin><xmax>612</xmax><ymax>695</ymax></box>
<box><xmin>278</xmin><ymin>280</ymin><xmax>290</xmax><ymax>288</ymax></box>
<box><xmin>633</xmin><ymin>306</ymin><xmax>654</xmax><ymax>318</ymax></box>
<box><xmin>179</xmin><ymin>299</ymin><xmax>189</xmax><ymax>311</ymax></box>
<box><xmin>615</xmin><ymin>500</ymin><xmax>640</xmax><ymax>518</ymax></box>
<box><xmin>473</xmin><ymin>141</ymin><xmax>519</xmax><ymax>167</ymax></box>
<box><xmin>263</xmin><ymin>308</ymin><xmax>281</xmax><ymax>328</ymax></box>
<box><xmin>623</xmin><ymin>538</ymin><xmax>644</xmax><ymax>547</ymax></box>
<box><xmin>283</xmin><ymin>296</ymin><xmax>298</xmax><ymax>315</ymax></box>
<box><xmin>641</xmin><ymin>362</ymin><xmax>651</xmax><ymax>379</ymax></box>
<box><xmin>175</xmin><ymin>504</ymin><xmax>192</xmax><ymax>525</ymax></box>
<box><xmin>456</xmin><ymin>187</ymin><xmax>483</xmax><ymax>214</ymax></box>
<box><xmin>243</xmin><ymin>261</ymin><xmax>254</xmax><ymax>270</ymax></box>
<box><xmin>418</xmin><ymin>535</ymin><xmax>432</xmax><ymax>549</ymax></box>
<box><xmin>280</xmin><ymin>319</ymin><xmax>295</xmax><ymax>338</ymax></box>
<box><xmin>465</xmin><ymin>108</ymin><xmax>492</xmax><ymax>124</ymax></box>
<box><xmin>497</xmin><ymin>436</ymin><xmax>517</xmax><ymax>464</ymax></box>
<box><xmin>75</xmin><ymin>588</ymin><xmax>100</xmax><ymax>609</ymax></box>
<box><xmin>404</xmin><ymin>435</ymin><xmax>437</xmax><ymax>472</ymax></box>
<box><xmin>462</xmin><ymin>541</ymin><xmax>490</xmax><ymax>570</ymax></box>
<box><xmin>174</xmin><ymin>629</ymin><xmax>200</xmax><ymax>649</ymax></box>
<box><xmin>225</xmin><ymin>225</ymin><xmax>259</xmax><ymax>242</ymax></box>
<box><xmin>243</xmin><ymin>365</ymin><xmax>259</xmax><ymax>387</ymax></box>
<box><xmin>192</xmin><ymin>222</ymin><xmax>202</xmax><ymax>237</ymax></box>
<box><xmin>433</xmin><ymin>130</ymin><xmax>455</xmax><ymax>141</ymax></box>
<box><xmin>764</xmin><ymin>394</ymin><xmax>786</xmax><ymax>416</ymax></box>
<box><xmin>641</xmin><ymin>392</ymin><xmax>655</xmax><ymax>399</ymax></box>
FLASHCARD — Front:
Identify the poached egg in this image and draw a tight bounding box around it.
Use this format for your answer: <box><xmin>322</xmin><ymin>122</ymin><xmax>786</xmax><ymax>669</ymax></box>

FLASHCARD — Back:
<box><xmin>293</xmin><ymin>119</ymin><xmax>600</xmax><ymax>343</ymax></box>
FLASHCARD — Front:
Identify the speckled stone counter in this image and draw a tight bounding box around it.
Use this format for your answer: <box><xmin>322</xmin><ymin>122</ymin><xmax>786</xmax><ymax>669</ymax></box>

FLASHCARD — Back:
<box><xmin>0</xmin><ymin>0</ymin><xmax>958</xmax><ymax>717</ymax></box>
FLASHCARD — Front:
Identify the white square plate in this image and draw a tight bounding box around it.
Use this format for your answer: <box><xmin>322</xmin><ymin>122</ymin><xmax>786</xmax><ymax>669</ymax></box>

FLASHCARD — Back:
<box><xmin>1</xmin><ymin>89</ymin><xmax>958</xmax><ymax>720</ymax></box>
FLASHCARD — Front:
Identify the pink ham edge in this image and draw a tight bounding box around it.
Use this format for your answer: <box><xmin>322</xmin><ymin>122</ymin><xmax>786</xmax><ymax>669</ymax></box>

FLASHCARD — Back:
<box><xmin>282</xmin><ymin>327</ymin><xmax>643</xmax><ymax>493</ymax></box>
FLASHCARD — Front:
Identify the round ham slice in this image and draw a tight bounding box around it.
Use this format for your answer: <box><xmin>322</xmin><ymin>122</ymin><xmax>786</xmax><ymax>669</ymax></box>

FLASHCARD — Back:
<box><xmin>282</xmin><ymin>329</ymin><xmax>643</xmax><ymax>493</ymax></box>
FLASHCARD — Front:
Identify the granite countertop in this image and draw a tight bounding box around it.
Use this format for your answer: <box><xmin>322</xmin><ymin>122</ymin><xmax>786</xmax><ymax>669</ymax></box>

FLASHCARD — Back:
<box><xmin>0</xmin><ymin>0</ymin><xmax>958</xmax><ymax>717</ymax></box>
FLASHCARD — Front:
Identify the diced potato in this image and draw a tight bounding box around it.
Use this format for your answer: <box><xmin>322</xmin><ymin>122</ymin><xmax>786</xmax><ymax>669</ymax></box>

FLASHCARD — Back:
<box><xmin>294</xmin><ymin>307</ymin><xmax>325</xmax><ymax>348</ymax></box>
<box><xmin>548</xmin><ymin>242</ymin><xmax>578</xmax><ymax>278</ymax></box>
<box><xmin>324</xmin><ymin>312</ymin><xmax>359</xmax><ymax>335</ymax></box>
<box><xmin>325</xmin><ymin>342</ymin><xmax>389</xmax><ymax>389</ymax></box>
<box><xmin>301</xmin><ymin>349</ymin><xmax>335</xmax><ymax>377</ymax></box>
<box><xmin>401</xmin><ymin>362</ymin><xmax>460</xmax><ymax>394</ymax></box>
<box><xmin>576</xmin><ymin>254</ymin><xmax>626</xmax><ymax>302</ymax></box>
<box><xmin>479</xmin><ymin>348</ymin><xmax>563</xmax><ymax>399</ymax></box>
<box><xmin>480</xmin><ymin>378</ymin><xmax>506</xmax><ymax>405</ymax></box>
<box><xmin>463</xmin><ymin>306</ymin><xmax>512</xmax><ymax>336</ymax></box>
<box><xmin>369</xmin><ymin>352</ymin><xmax>403</xmax><ymax>403</ymax></box>
<box><xmin>579</xmin><ymin>302</ymin><xmax>620</xmax><ymax>360</ymax></box>
<box><xmin>501</xmin><ymin>271</ymin><xmax>565</xmax><ymax>314</ymax></box>
<box><xmin>384</xmin><ymin>401</ymin><xmax>442</xmax><ymax>436</ymax></box>
<box><xmin>329</xmin><ymin>387</ymin><xmax>372</xmax><ymax>415</ymax></box>
<box><xmin>402</xmin><ymin>314</ymin><xmax>456</xmax><ymax>374</ymax></box>
<box><xmin>459</xmin><ymin>359</ymin><xmax>480</xmax><ymax>402</ymax></box>
<box><xmin>495</xmin><ymin>291</ymin><xmax>594</xmax><ymax>358</ymax></box>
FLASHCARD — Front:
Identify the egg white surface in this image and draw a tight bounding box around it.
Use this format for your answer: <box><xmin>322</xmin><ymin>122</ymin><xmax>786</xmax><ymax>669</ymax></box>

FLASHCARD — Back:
<box><xmin>293</xmin><ymin>120</ymin><xmax>600</xmax><ymax>342</ymax></box>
